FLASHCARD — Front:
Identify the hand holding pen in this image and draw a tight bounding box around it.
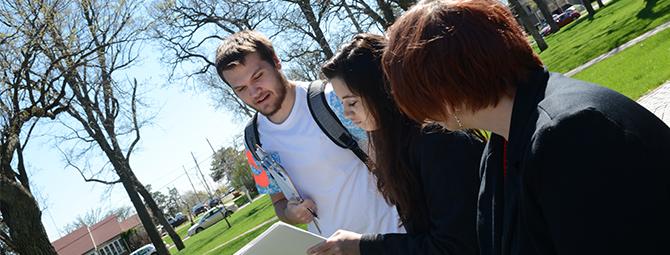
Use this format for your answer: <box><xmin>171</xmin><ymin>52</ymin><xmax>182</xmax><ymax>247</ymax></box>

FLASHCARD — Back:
<box><xmin>286</xmin><ymin>198</ymin><xmax>318</xmax><ymax>222</ymax></box>
<box><xmin>255</xmin><ymin>145</ymin><xmax>323</xmax><ymax>234</ymax></box>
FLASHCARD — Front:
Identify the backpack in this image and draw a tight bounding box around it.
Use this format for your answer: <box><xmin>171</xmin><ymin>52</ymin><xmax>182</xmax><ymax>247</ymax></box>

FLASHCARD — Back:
<box><xmin>244</xmin><ymin>80</ymin><xmax>369</xmax><ymax>166</ymax></box>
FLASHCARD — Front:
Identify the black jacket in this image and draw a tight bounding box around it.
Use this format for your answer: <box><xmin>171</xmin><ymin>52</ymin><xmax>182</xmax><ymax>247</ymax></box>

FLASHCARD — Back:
<box><xmin>359</xmin><ymin>130</ymin><xmax>484</xmax><ymax>254</ymax></box>
<box><xmin>478</xmin><ymin>69</ymin><xmax>670</xmax><ymax>255</ymax></box>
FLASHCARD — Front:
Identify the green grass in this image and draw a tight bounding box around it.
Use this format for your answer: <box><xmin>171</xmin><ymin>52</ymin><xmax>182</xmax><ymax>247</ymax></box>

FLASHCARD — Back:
<box><xmin>233</xmin><ymin>195</ymin><xmax>251</xmax><ymax>208</ymax></box>
<box><xmin>573</xmin><ymin>25</ymin><xmax>670</xmax><ymax>99</ymax></box>
<box><xmin>169</xmin><ymin>195</ymin><xmax>277</xmax><ymax>254</ymax></box>
<box><xmin>207</xmin><ymin>219</ymin><xmax>278</xmax><ymax>254</ymax></box>
<box><xmin>162</xmin><ymin>223</ymin><xmax>188</xmax><ymax>247</ymax></box>
<box><xmin>535</xmin><ymin>0</ymin><xmax>670</xmax><ymax>73</ymax></box>
<box><xmin>162</xmin><ymin>214</ymin><xmax>205</xmax><ymax>247</ymax></box>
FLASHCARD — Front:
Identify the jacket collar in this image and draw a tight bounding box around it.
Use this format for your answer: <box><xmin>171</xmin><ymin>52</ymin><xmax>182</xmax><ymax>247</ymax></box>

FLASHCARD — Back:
<box><xmin>506</xmin><ymin>67</ymin><xmax>550</xmax><ymax>166</ymax></box>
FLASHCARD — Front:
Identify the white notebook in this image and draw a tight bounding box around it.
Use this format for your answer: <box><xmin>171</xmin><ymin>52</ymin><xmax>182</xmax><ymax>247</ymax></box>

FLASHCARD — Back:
<box><xmin>234</xmin><ymin>221</ymin><xmax>326</xmax><ymax>255</ymax></box>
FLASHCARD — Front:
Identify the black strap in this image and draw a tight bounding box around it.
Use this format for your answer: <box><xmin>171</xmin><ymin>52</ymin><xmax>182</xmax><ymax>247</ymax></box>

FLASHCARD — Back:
<box><xmin>306</xmin><ymin>81</ymin><xmax>370</xmax><ymax>166</ymax></box>
<box><xmin>243</xmin><ymin>81</ymin><xmax>370</xmax><ymax>167</ymax></box>
<box><xmin>244</xmin><ymin>113</ymin><xmax>261</xmax><ymax>162</ymax></box>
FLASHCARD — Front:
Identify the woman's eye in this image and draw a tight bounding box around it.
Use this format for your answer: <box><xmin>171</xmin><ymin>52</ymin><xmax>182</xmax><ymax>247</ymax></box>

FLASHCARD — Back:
<box><xmin>236</xmin><ymin>87</ymin><xmax>246</xmax><ymax>92</ymax></box>
<box><xmin>348</xmin><ymin>101</ymin><xmax>358</xmax><ymax>107</ymax></box>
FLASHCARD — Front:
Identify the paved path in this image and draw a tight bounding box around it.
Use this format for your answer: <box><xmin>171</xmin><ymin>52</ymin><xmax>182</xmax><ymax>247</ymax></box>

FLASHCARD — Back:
<box><xmin>637</xmin><ymin>81</ymin><xmax>670</xmax><ymax>126</ymax></box>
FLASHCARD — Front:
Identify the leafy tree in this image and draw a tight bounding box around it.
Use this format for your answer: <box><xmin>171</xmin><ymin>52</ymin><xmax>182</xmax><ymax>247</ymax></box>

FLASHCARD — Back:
<box><xmin>210</xmin><ymin>146</ymin><xmax>256</xmax><ymax>195</ymax></box>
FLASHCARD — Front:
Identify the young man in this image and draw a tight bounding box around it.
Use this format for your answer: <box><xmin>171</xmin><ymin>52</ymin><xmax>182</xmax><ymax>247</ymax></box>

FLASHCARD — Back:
<box><xmin>214</xmin><ymin>30</ymin><xmax>403</xmax><ymax>237</ymax></box>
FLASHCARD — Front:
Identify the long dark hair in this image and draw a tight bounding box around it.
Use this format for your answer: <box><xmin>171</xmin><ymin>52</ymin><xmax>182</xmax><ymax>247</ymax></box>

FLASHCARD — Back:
<box><xmin>322</xmin><ymin>33</ymin><xmax>428</xmax><ymax>229</ymax></box>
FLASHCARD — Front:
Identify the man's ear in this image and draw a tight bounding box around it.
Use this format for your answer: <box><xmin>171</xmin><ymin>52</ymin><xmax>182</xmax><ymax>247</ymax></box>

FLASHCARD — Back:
<box><xmin>272</xmin><ymin>54</ymin><xmax>282</xmax><ymax>70</ymax></box>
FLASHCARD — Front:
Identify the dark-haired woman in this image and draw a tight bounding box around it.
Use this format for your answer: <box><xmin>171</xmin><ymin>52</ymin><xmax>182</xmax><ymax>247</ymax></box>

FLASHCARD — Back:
<box><xmin>307</xmin><ymin>33</ymin><xmax>484</xmax><ymax>255</ymax></box>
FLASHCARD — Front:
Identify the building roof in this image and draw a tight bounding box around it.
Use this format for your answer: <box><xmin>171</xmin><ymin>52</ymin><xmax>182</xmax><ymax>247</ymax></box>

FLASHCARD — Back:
<box><xmin>51</xmin><ymin>214</ymin><xmax>143</xmax><ymax>255</ymax></box>
<box><xmin>119</xmin><ymin>214</ymin><xmax>141</xmax><ymax>232</ymax></box>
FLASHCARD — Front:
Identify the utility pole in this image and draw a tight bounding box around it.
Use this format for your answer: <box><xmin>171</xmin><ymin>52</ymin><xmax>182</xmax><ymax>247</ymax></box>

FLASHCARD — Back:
<box><xmin>205</xmin><ymin>138</ymin><xmax>232</xmax><ymax>229</ymax></box>
<box><xmin>191</xmin><ymin>152</ymin><xmax>214</xmax><ymax>199</ymax></box>
<box><xmin>183</xmin><ymin>165</ymin><xmax>203</xmax><ymax>204</ymax></box>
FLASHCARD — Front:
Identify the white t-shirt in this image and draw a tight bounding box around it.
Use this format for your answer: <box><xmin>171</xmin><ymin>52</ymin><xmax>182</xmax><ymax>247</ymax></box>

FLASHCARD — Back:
<box><xmin>248</xmin><ymin>82</ymin><xmax>403</xmax><ymax>236</ymax></box>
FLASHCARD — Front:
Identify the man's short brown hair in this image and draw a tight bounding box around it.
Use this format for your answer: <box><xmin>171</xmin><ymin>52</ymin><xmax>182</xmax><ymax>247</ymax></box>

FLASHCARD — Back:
<box><xmin>215</xmin><ymin>30</ymin><xmax>277</xmax><ymax>84</ymax></box>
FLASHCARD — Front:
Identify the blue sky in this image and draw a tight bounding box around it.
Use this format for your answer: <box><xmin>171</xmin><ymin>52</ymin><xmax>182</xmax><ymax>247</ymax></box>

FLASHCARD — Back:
<box><xmin>22</xmin><ymin>44</ymin><xmax>246</xmax><ymax>241</ymax></box>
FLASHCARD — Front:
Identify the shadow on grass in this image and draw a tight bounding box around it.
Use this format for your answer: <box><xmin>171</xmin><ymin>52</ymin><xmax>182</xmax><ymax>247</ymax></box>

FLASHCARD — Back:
<box><xmin>246</xmin><ymin>207</ymin><xmax>260</xmax><ymax>217</ymax></box>
<box><xmin>636</xmin><ymin>0</ymin><xmax>668</xmax><ymax>19</ymax></box>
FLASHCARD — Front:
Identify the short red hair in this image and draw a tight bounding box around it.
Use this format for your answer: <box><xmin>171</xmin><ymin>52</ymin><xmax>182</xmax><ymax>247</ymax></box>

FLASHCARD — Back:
<box><xmin>382</xmin><ymin>0</ymin><xmax>543</xmax><ymax>122</ymax></box>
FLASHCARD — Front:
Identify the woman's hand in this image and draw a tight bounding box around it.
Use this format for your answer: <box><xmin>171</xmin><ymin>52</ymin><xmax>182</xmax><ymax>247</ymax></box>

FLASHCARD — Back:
<box><xmin>307</xmin><ymin>230</ymin><xmax>362</xmax><ymax>255</ymax></box>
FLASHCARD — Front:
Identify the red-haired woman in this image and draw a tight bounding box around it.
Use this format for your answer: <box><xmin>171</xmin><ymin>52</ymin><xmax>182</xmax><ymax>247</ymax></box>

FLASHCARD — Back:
<box><xmin>382</xmin><ymin>1</ymin><xmax>670</xmax><ymax>255</ymax></box>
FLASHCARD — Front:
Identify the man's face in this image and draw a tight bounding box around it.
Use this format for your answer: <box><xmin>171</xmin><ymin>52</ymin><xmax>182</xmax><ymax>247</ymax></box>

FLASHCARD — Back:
<box><xmin>222</xmin><ymin>52</ymin><xmax>287</xmax><ymax>117</ymax></box>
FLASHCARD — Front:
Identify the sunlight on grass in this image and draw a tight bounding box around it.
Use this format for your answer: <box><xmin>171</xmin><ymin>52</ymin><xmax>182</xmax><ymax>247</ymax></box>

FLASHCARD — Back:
<box><xmin>536</xmin><ymin>0</ymin><xmax>670</xmax><ymax>73</ymax></box>
<box><xmin>573</xmin><ymin>26</ymin><xmax>670</xmax><ymax>99</ymax></box>
<box><xmin>171</xmin><ymin>195</ymin><xmax>276</xmax><ymax>254</ymax></box>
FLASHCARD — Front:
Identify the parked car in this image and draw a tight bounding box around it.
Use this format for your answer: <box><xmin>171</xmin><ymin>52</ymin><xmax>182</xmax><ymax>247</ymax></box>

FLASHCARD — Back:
<box><xmin>540</xmin><ymin>10</ymin><xmax>581</xmax><ymax>36</ymax></box>
<box><xmin>567</xmin><ymin>4</ymin><xmax>585</xmax><ymax>14</ymax></box>
<box><xmin>167</xmin><ymin>212</ymin><xmax>187</xmax><ymax>228</ymax></box>
<box><xmin>129</xmin><ymin>244</ymin><xmax>157</xmax><ymax>255</ymax></box>
<box><xmin>207</xmin><ymin>197</ymin><xmax>221</xmax><ymax>208</ymax></box>
<box><xmin>555</xmin><ymin>9</ymin><xmax>580</xmax><ymax>27</ymax></box>
<box><xmin>540</xmin><ymin>23</ymin><xmax>552</xmax><ymax>36</ymax></box>
<box><xmin>191</xmin><ymin>203</ymin><xmax>207</xmax><ymax>216</ymax></box>
<box><xmin>156</xmin><ymin>224</ymin><xmax>166</xmax><ymax>236</ymax></box>
<box><xmin>187</xmin><ymin>205</ymin><xmax>235</xmax><ymax>236</ymax></box>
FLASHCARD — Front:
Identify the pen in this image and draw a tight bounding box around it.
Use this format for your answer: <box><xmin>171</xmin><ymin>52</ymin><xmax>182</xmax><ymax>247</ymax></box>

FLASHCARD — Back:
<box><xmin>306</xmin><ymin>207</ymin><xmax>322</xmax><ymax>234</ymax></box>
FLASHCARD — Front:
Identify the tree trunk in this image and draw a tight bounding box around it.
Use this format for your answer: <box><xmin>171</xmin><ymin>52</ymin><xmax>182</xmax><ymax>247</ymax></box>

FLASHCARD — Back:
<box><xmin>295</xmin><ymin>0</ymin><xmax>334</xmax><ymax>58</ymax></box>
<box><xmin>510</xmin><ymin>0</ymin><xmax>548</xmax><ymax>51</ymax></box>
<box><xmin>0</xmin><ymin>175</ymin><xmax>57</xmax><ymax>255</ymax></box>
<box><xmin>595</xmin><ymin>0</ymin><xmax>605</xmax><ymax>8</ymax></box>
<box><xmin>394</xmin><ymin>0</ymin><xmax>415</xmax><ymax>11</ymax></box>
<box><xmin>341</xmin><ymin>0</ymin><xmax>363</xmax><ymax>33</ymax></box>
<box><xmin>582</xmin><ymin>0</ymin><xmax>596</xmax><ymax>16</ymax></box>
<box><xmin>533</xmin><ymin>0</ymin><xmax>559</xmax><ymax>32</ymax></box>
<box><xmin>114</xmin><ymin>169</ymin><xmax>170</xmax><ymax>255</ymax></box>
<box><xmin>376</xmin><ymin>0</ymin><xmax>396</xmax><ymax>26</ymax></box>
<box><xmin>134</xmin><ymin>177</ymin><xmax>185</xmax><ymax>250</ymax></box>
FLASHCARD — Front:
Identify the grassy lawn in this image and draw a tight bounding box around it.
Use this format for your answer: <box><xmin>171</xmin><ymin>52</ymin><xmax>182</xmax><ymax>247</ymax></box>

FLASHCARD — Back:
<box><xmin>162</xmin><ymin>222</ymin><xmax>191</xmax><ymax>247</ymax></box>
<box><xmin>169</xmin><ymin>195</ymin><xmax>277</xmax><ymax>254</ymax></box>
<box><xmin>163</xmin><ymin>195</ymin><xmax>250</xmax><ymax>247</ymax></box>
<box><xmin>536</xmin><ymin>0</ymin><xmax>670</xmax><ymax>73</ymax></box>
<box><xmin>573</xmin><ymin>24</ymin><xmax>670</xmax><ymax>99</ymax></box>
<box><xmin>207</xmin><ymin>219</ymin><xmax>278</xmax><ymax>254</ymax></box>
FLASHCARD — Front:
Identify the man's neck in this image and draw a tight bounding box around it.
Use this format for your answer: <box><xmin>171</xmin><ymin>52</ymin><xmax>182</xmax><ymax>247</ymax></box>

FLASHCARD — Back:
<box><xmin>267</xmin><ymin>81</ymin><xmax>296</xmax><ymax>124</ymax></box>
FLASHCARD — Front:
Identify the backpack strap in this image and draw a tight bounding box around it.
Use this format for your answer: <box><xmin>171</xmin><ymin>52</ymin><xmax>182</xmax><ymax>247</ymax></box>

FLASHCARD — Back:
<box><xmin>244</xmin><ymin>113</ymin><xmax>261</xmax><ymax>161</ymax></box>
<box><xmin>306</xmin><ymin>80</ymin><xmax>370</xmax><ymax>166</ymax></box>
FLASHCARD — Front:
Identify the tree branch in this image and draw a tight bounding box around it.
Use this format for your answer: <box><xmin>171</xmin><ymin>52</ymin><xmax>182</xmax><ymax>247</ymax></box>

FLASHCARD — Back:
<box><xmin>125</xmin><ymin>79</ymin><xmax>140</xmax><ymax>160</ymax></box>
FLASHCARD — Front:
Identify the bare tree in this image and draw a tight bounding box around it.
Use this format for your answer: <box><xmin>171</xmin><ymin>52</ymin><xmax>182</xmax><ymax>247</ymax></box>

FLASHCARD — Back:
<box><xmin>0</xmin><ymin>0</ymin><xmax>73</xmax><ymax>253</ymax></box>
<box><xmin>582</xmin><ymin>0</ymin><xmax>596</xmax><ymax>17</ymax></box>
<box><xmin>509</xmin><ymin>0</ymin><xmax>548</xmax><ymax>51</ymax></box>
<box><xmin>150</xmin><ymin>0</ymin><xmax>273</xmax><ymax>121</ymax></box>
<box><xmin>41</xmin><ymin>0</ymin><xmax>184</xmax><ymax>252</ymax></box>
<box><xmin>532</xmin><ymin>0</ymin><xmax>559</xmax><ymax>33</ymax></box>
<box><xmin>150</xmin><ymin>0</ymin><xmax>416</xmax><ymax>119</ymax></box>
<box><xmin>595</xmin><ymin>0</ymin><xmax>605</xmax><ymax>9</ymax></box>
<box><xmin>62</xmin><ymin>206</ymin><xmax>134</xmax><ymax>234</ymax></box>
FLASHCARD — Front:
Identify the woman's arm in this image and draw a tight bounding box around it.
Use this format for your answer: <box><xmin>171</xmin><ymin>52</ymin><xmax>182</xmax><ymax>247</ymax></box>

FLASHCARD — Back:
<box><xmin>359</xmin><ymin>131</ymin><xmax>484</xmax><ymax>255</ymax></box>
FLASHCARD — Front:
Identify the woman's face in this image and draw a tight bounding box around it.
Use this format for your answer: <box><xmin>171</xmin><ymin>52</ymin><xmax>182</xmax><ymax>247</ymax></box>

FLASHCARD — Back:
<box><xmin>330</xmin><ymin>77</ymin><xmax>377</xmax><ymax>131</ymax></box>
